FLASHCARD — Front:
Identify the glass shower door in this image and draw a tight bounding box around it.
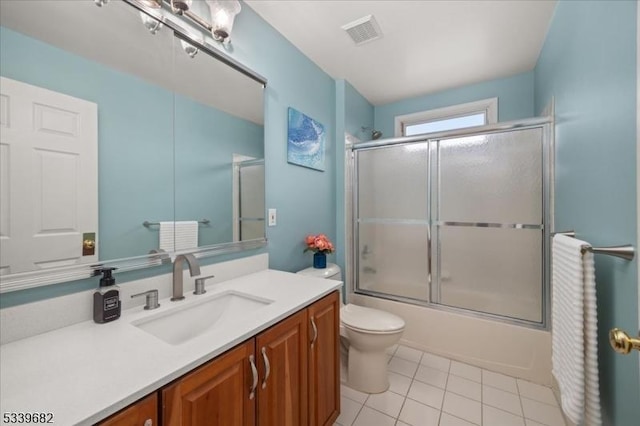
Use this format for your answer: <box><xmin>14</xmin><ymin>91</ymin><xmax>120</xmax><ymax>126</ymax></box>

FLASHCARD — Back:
<box><xmin>432</xmin><ymin>128</ymin><xmax>544</xmax><ymax>323</ymax></box>
<box><xmin>355</xmin><ymin>142</ymin><xmax>430</xmax><ymax>302</ymax></box>
<box><xmin>352</xmin><ymin>125</ymin><xmax>547</xmax><ymax>325</ymax></box>
<box><xmin>238</xmin><ymin>159</ymin><xmax>265</xmax><ymax>241</ymax></box>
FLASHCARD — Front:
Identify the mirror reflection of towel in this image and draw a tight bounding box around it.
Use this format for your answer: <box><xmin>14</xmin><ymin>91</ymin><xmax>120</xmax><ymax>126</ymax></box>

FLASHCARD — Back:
<box><xmin>159</xmin><ymin>221</ymin><xmax>198</xmax><ymax>251</ymax></box>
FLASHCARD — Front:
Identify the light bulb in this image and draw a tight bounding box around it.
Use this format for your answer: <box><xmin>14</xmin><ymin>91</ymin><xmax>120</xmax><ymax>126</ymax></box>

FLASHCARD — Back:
<box><xmin>206</xmin><ymin>1</ymin><xmax>241</xmax><ymax>42</ymax></box>
<box><xmin>180</xmin><ymin>40</ymin><xmax>198</xmax><ymax>58</ymax></box>
<box><xmin>139</xmin><ymin>12</ymin><xmax>163</xmax><ymax>34</ymax></box>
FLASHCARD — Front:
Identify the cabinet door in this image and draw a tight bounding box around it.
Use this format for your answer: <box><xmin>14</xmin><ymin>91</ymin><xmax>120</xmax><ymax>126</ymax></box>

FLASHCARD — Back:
<box><xmin>308</xmin><ymin>292</ymin><xmax>340</xmax><ymax>426</ymax></box>
<box><xmin>255</xmin><ymin>309</ymin><xmax>308</xmax><ymax>426</ymax></box>
<box><xmin>162</xmin><ymin>340</ymin><xmax>256</xmax><ymax>426</ymax></box>
<box><xmin>96</xmin><ymin>393</ymin><xmax>157</xmax><ymax>426</ymax></box>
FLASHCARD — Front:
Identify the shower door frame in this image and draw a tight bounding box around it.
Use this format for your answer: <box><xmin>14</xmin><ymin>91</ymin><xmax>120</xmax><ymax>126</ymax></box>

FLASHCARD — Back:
<box><xmin>347</xmin><ymin>117</ymin><xmax>554</xmax><ymax>330</ymax></box>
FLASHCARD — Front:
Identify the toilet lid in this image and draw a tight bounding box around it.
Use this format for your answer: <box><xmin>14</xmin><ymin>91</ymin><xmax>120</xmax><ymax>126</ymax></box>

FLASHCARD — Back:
<box><xmin>340</xmin><ymin>304</ymin><xmax>405</xmax><ymax>333</ymax></box>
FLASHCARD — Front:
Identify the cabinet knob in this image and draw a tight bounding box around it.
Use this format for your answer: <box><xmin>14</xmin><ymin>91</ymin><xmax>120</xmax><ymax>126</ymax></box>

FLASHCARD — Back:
<box><xmin>143</xmin><ymin>419</ymin><xmax>152</xmax><ymax>426</ymax></box>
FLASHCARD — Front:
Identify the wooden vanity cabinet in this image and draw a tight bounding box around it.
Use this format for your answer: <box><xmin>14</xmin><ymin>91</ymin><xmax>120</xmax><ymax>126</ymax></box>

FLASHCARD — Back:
<box><xmin>162</xmin><ymin>340</ymin><xmax>256</xmax><ymax>426</ymax></box>
<box><xmin>255</xmin><ymin>309</ymin><xmax>308</xmax><ymax>426</ymax></box>
<box><xmin>307</xmin><ymin>291</ymin><xmax>340</xmax><ymax>426</ymax></box>
<box><xmin>96</xmin><ymin>393</ymin><xmax>157</xmax><ymax>426</ymax></box>
<box><xmin>99</xmin><ymin>292</ymin><xmax>339</xmax><ymax>426</ymax></box>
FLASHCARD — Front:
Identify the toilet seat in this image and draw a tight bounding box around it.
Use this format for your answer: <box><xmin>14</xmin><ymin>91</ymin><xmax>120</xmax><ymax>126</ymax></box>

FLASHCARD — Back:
<box><xmin>340</xmin><ymin>304</ymin><xmax>405</xmax><ymax>334</ymax></box>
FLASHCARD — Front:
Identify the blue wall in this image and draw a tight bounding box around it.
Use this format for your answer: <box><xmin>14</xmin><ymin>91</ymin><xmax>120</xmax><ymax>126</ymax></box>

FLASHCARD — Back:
<box><xmin>228</xmin><ymin>4</ymin><xmax>337</xmax><ymax>273</ymax></box>
<box><xmin>374</xmin><ymin>71</ymin><xmax>535</xmax><ymax>137</ymax></box>
<box><xmin>345</xmin><ymin>81</ymin><xmax>375</xmax><ymax>139</ymax></box>
<box><xmin>535</xmin><ymin>1</ymin><xmax>638</xmax><ymax>424</ymax></box>
<box><xmin>334</xmin><ymin>80</ymin><xmax>374</xmax><ymax>283</ymax></box>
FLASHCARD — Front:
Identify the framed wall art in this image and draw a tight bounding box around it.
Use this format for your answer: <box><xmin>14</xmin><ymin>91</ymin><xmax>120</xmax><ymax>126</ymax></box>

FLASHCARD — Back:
<box><xmin>287</xmin><ymin>107</ymin><xmax>325</xmax><ymax>171</ymax></box>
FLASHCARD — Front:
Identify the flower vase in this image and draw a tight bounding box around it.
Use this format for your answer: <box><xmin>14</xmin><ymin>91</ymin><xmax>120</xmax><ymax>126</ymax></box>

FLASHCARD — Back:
<box><xmin>313</xmin><ymin>252</ymin><xmax>327</xmax><ymax>269</ymax></box>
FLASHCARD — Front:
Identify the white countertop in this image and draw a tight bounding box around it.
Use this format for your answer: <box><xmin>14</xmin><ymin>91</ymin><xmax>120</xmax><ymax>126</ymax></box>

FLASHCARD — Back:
<box><xmin>0</xmin><ymin>269</ymin><xmax>341</xmax><ymax>425</ymax></box>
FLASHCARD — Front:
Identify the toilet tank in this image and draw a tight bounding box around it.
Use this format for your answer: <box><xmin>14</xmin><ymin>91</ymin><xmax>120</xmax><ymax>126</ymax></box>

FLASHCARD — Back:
<box><xmin>296</xmin><ymin>263</ymin><xmax>342</xmax><ymax>281</ymax></box>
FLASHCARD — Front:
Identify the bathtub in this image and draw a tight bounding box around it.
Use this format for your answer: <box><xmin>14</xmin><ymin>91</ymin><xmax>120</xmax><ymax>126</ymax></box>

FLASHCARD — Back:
<box><xmin>350</xmin><ymin>292</ymin><xmax>552</xmax><ymax>385</ymax></box>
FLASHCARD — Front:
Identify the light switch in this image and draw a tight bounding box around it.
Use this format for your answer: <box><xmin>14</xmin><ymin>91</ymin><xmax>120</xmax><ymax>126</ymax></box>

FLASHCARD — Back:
<box><xmin>268</xmin><ymin>208</ymin><xmax>277</xmax><ymax>227</ymax></box>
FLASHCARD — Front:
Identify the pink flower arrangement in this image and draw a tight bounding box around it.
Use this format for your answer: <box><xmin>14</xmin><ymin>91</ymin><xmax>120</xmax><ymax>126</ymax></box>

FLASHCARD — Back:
<box><xmin>304</xmin><ymin>234</ymin><xmax>335</xmax><ymax>254</ymax></box>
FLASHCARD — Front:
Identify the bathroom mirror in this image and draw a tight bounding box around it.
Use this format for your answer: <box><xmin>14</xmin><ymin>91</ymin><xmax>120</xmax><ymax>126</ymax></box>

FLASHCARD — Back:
<box><xmin>0</xmin><ymin>0</ymin><xmax>265</xmax><ymax>291</ymax></box>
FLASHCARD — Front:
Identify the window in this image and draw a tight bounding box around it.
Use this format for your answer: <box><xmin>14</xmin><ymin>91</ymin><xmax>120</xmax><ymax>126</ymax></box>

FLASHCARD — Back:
<box><xmin>395</xmin><ymin>97</ymin><xmax>498</xmax><ymax>137</ymax></box>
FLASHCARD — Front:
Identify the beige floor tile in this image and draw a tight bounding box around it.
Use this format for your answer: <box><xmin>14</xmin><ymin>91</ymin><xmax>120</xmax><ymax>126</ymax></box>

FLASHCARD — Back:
<box><xmin>450</xmin><ymin>361</ymin><xmax>482</xmax><ymax>383</ymax></box>
<box><xmin>388</xmin><ymin>371</ymin><xmax>412</xmax><ymax>396</ymax></box>
<box><xmin>414</xmin><ymin>364</ymin><xmax>448</xmax><ymax>388</ymax></box>
<box><xmin>483</xmin><ymin>369</ymin><xmax>519</xmax><ymax>394</ymax></box>
<box><xmin>483</xmin><ymin>385</ymin><xmax>523</xmax><ymax>416</ymax></box>
<box><xmin>517</xmin><ymin>379</ymin><xmax>559</xmax><ymax>406</ymax></box>
<box><xmin>442</xmin><ymin>392</ymin><xmax>482</xmax><ymax>425</ymax></box>
<box><xmin>341</xmin><ymin>384</ymin><xmax>369</xmax><ymax>404</ymax></box>
<box><xmin>439</xmin><ymin>413</ymin><xmax>477</xmax><ymax>426</ymax></box>
<box><xmin>521</xmin><ymin>397</ymin><xmax>566</xmax><ymax>426</ymax></box>
<box><xmin>398</xmin><ymin>398</ymin><xmax>441</xmax><ymax>426</ymax></box>
<box><xmin>483</xmin><ymin>405</ymin><xmax>526</xmax><ymax>426</ymax></box>
<box><xmin>352</xmin><ymin>406</ymin><xmax>395</xmax><ymax>426</ymax></box>
<box><xmin>336</xmin><ymin>396</ymin><xmax>363</xmax><ymax>426</ymax></box>
<box><xmin>447</xmin><ymin>374</ymin><xmax>481</xmax><ymax>401</ymax></box>
<box><xmin>388</xmin><ymin>356</ymin><xmax>419</xmax><ymax>378</ymax></box>
<box><xmin>407</xmin><ymin>379</ymin><xmax>445</xmax><ymax>409</ymax></box>
<box><xmin>420</xmin><ymin>352</ymin><xmax>451</xmax><ymax>372</ymax></box>
<box><xmin>364</xmin><ymin>390</ymin><xmax>404</xmax><ymax>418</ymax></box>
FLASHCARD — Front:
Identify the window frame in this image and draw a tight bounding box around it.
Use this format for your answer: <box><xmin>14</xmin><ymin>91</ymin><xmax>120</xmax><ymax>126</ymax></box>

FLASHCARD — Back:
<box><xmin>394</xmin><ymin>97</ymin><xmax>498</xmax><ymax>137</ymax></box>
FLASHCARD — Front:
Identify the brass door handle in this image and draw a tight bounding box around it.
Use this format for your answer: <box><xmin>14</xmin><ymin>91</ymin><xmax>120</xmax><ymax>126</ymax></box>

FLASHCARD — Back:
<box><xmin>609</xmin><ymin>328</ymin><xmax>640</xmax><ymax>354</ymax></box>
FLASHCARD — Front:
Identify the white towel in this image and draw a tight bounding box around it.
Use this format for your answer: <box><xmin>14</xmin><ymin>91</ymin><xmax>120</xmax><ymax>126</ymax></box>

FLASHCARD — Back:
<box><xmin>552</xmin><ymin>234</ymin><xmax>601</xmax><ymax>426</ymax></box>
<box><xmin>159</xmin><ymin>221</ymin><xmax>199</xmax><ymax>251</ymax></box>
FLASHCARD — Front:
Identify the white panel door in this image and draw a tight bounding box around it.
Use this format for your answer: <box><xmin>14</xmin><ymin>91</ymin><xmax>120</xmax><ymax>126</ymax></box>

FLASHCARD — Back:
<box><xmin>0</xmin><ymin>77</ymin><xmax>98</xmax><ymax>275</ymax></box>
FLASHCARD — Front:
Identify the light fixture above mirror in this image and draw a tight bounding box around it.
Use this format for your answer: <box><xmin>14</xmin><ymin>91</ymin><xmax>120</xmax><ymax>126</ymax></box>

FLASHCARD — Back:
<box><xmin>100</xmin><ymin>0</ymin><xmax>241</xmax><ymax>43</ymax></box>
<box><xmin>140</xmin><ymin>0</ymin><xmax>163</xmax><ymax>8</ymax></box>
<box><xmin>206</xmin><ymin>0</ymin><xmax>241</xmax><ymax>42</ymax></box>
<box><xmin>165</xmin><ymin>0</ymin><xmax>241</xmax><ymax>44</ymax></box>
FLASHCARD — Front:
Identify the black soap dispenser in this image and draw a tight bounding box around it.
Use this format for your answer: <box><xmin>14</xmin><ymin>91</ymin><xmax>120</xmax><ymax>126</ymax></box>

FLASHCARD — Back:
<box><xmin>93</xmin><ymin>267</ymin><xmax>121</xmax><ymax>323</ymax></box>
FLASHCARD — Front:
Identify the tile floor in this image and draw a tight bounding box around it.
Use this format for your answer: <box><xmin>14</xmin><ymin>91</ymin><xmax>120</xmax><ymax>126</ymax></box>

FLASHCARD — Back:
<box><xmin>335</xmin><ymin>345</ymin><xmax>566</xmax><ymax>426</ymax></box>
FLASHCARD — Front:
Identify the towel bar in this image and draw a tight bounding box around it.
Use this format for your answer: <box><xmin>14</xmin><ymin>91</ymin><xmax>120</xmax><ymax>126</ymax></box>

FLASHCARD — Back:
<box><xmin>552</xmin><ymin>230</ymin><xmax>635</xmax><ymax>261</ymax></box>
<box><xmin>143</xmin><ymin>219</ymin><xmax>210</xmax><ymax>227</ymax></box>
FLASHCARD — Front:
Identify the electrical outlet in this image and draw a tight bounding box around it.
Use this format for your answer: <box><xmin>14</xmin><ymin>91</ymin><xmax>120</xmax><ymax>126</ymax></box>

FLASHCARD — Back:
<box><xmin>268</xmin><ymin>209</ymin><xmax>277</xmax><ymax>226</ymax></box>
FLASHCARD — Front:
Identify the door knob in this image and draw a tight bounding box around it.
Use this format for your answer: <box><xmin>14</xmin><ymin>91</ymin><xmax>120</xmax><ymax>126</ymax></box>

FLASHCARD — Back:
<box><xmin>609</xmin><ymin>328</ymin><xmax>640</xmax><ymax>354</ymax></box>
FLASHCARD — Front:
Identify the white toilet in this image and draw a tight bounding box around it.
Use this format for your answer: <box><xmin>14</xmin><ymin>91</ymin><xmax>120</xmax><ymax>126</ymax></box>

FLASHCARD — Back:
<box><xmin>297</xmin><ymin>263</ymin><xmax>405</xmax><ymax>393</ymax></box>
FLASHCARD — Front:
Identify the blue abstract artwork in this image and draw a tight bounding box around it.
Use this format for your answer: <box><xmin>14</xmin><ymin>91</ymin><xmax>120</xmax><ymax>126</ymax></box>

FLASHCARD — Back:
<box><xmin>287</xmin><ymin>107</ymin><xmax>325</xmax><ymax>171</ymax></box>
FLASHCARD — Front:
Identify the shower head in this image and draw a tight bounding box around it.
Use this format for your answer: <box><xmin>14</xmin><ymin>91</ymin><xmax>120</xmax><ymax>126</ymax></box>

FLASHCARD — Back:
<box><xmin>361</xmin><ymin>126</ymin><xmax>383</xmax><ymax>141</ymax></box>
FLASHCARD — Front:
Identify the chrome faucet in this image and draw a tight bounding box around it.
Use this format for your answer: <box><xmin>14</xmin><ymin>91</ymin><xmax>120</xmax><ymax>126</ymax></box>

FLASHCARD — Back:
<box><xmin>171</xmin><ymin>253</ymin><xmax>201</xmax><ymax>301</ymax></box>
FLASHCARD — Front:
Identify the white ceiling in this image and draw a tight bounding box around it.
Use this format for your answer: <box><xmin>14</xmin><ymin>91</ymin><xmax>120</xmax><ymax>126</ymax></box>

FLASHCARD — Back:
<box><xmin>245</xmin><ymin>0</ymin><xmax>557</xmax><ymax>106</ymax></box>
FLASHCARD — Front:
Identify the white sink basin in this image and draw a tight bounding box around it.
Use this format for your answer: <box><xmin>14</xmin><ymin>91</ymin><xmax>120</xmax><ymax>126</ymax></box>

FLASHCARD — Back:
<box><xmin>132</xmin><ymin>291</ymin><xmax>273</xmax><ymax>345</ymax></box>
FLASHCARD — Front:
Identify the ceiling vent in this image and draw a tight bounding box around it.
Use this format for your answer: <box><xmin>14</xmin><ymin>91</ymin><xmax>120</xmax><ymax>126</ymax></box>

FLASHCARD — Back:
<box><xmin>341</xmin><ymin>15</ymin><xmax>382</xmax><ymax>46</ymax></box>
